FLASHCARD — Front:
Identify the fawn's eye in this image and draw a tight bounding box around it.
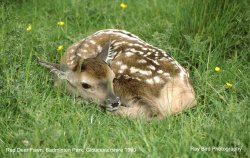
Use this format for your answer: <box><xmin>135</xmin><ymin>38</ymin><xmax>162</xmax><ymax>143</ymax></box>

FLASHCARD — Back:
<box><xmin>81</xmin><ymin>83</ymin><xmax>91</xmax><ymax>89</ymax></box>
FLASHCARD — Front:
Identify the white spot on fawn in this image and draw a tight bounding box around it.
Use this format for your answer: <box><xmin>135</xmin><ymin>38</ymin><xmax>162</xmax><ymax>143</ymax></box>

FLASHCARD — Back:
<box><xmin>138</xmin><ymin>59</ymin><xmax>147</xmax><ymax>63</ymax></box>
<box><xmin>134</xmin><ymin>43</ymin><xmax>143</xmax><ymax>47</ymax></box>
<box><xmin>130</xmin><ymin>67</ymin><xmax>138</xmax><ymax>73</ymax></box>
<box><xmin>157</xmin><ymin>70</ymin><xmax>163</xmax><ymax>74</ymax></box>
<box><xmin>116</xmin><ymin>61</ymin><xmax>123</xmax><ymax>66</ymax></box>
<box><xmin>114</xmin><ymin>42</ymin><xmax>122</xmax><ymax>46</ymax></box>
<box><xmin>130</xmin><ymin>67</ymin><xmax>152</xmax><ymax>76</ymax></box>
<box><xmin>135</xmin><ymin>77</ymin><xmax>142</xmax><ymax>81</ymax></box>
<box><xmin>140</xmin><ymin>70</ymin><xmax>152</xmax><ymax>75</ymax></box>
<box><xmin>147</xmin><ymin>65</ymin><xmax>156</xmax><ymax>70</ymax></box>
<box><xmin>120</xmin><ymin>65</ymin><xmax>128</xmax><ymax>70</ymax></box>
<box><xmin>77</xmin><ymin>53</ymin><xmax>82</xmax><ymax>57</ymax></box>
<box><xmin>97</xmin><ymin>45</ymin><xmax>102</xmax><ymax>52</ymax></box>
<box><xmin>79</xmin><ymin>49</ymin><xmax>87</xmax><ymax>53</ymax></box>
<box><xmin>146</xmin><ymin>78</ymin><xmax>154</xmax><ymax>84</ymax></box>
<box><xmin>84</xmin><ymin>44</ymin><xmax>89</xmax><ymax>48</ymax></box>
<box><xmin>129</xmin><ymin>48</ymin><xmax>137</xmax><ymax>52</ymax></box>
<box><xmin>89</xmin><ymin>40</ymin><xmax>96</xmax><ymax>45</ymax></box>
<box><xmin>125</xmin><ymin>52</ymin><xmax>134</xmax><ymax>57</ymax></box>
<box><xmin>163</xmin><ymin>73</ymin><xmax>170</xmax><ymax>77</ymax></box>
<box><xmin>153</xmin><ymin>76</ymin><xmax>162</xmax><ymax>83</ymax></box>
<box><xmin>179</xmin><ymin>69</ymin><xmax>186</xmax><ymax>81</ymax></box>
<box><xmin>153</xmin><ymin>60</ymin><xmax>160</xmax><ymax>65</ymax></box>
<box><xmin>70</xmin><ymin>49</ymin><xmax>74</xmax><ymax>53</ymax></box>
<box><xmin>163</xmin><ymin>53</ymin><xmax>168</xmax><ymax>57</ymax></box>
<box><xmin>118</xmin><ymin>69</ymin><xmax>124</xmax><ymax>73</ymax></box>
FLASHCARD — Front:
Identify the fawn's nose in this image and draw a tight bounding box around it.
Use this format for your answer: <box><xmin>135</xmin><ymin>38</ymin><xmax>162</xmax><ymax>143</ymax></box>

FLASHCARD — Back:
<box><xmin>106</xmin><ymin>96</ymin><xmax>120</xmax><ymax>105</ymax></box>
<box><xmin>103</xmin><ymin>96</ymin><xmax>120</xmax><ymax>112</ymax></box>
<box><xmin>110</xmin><ymin>102</ymin><xmax>119</xmax><ymax>108</ymax></box>
<box><xmin>107</xmin><ymin>97</ymin><xmax>120</xmax><ymax>110</ymax></box>
<box><xmin>105</xmin><ymin>92</ymin><xmax>120</xmax><ymax>107</ymax></box>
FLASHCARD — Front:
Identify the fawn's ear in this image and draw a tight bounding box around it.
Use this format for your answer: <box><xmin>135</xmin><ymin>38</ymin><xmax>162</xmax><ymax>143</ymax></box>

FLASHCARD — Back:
<box><xmin>96</xmin><ymin>41</ymin><xmax>111</xmax><ymax>62</ymax></box>
<box><xmin>38</xmin><ymin>60</ymin><xmax>69</xmax><ymax>80</ymax></box>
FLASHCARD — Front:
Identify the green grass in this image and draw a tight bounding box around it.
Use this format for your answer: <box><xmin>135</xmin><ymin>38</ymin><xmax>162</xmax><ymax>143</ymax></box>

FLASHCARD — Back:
<box><xmin>0</xmin><ymin>0</ymin><xmax>249</xmax><ymax>157</ymax></box>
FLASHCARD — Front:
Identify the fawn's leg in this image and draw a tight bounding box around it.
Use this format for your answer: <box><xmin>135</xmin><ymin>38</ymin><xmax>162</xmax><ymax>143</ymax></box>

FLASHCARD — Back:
<box><xmin>111</xmin><ymin>97</ymin><xmax>164</xmax><ymax>119</ymax></box>
<box><xmin>159</xmin><ymin>78</ymin><xmax>196</xmax><ymax>115</ymax></box>
<box><xmin>108</xmin><ymin>75</ymin><xmax>163</xmax><ymax>119</ymax></box>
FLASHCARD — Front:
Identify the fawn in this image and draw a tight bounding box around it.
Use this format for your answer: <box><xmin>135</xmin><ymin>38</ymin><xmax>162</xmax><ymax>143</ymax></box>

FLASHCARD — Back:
<box><xmin>39</xmin><ymin>29</ymin><xmax>196</xmax><ymax>119</ymax></box>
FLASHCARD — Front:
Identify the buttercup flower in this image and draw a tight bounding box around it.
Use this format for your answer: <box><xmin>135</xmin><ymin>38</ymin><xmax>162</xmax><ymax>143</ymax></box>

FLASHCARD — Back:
<box><xmin>22</xmin><ymin>140</ymin><xmax>31</xmax><ymax>146</ymax></box>
<box><xmin>57</xmin><ymin>45</ymin><xmax>64</xmax><ymax>52</ymax></box>
<box><xmin>120</xmin><ymin>3</ymin><xmax>128</xmax><ymax>9</ymax></box>
<box><xmin>215</xmin><ymin>66</ymin><xmax>221</xmax><ymax>72</ymax></box>
<box><xmin>26</xmin><ymin>24</ymin><xmax>32</xmax><ymax>31</ymax></box>
<box><xmin>57</xmin><ymin>21</ymin><xmax>65</xmax><ymax>26</ymax></box>
<box><xmin>225</xmin><ymin>82</ymin><xmax>233</xmax><ymax>88</ymax></box>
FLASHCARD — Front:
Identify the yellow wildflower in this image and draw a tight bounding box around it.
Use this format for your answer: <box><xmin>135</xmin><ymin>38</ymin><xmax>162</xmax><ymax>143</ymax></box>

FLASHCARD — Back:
<box><xmin>26</xmin><ymin>24</ymin><xmax>32</xmax><ymax>31</ymax></box>
<box><xmin>57</xmin><ymin>21</ymin><xmax>65</xmax><ymax>26</ymax></box>
<box><xmin>120</xmin><ymin>3</ymin><xmax>128</xmax><ymax>9</ymax></box>
<box><xmin>57</xmin><ymin>45</ymin><xmax>64</xmax><ymax>52</ymax></box>
<box><xmin>225</xmin><ymin>82</ymin><xmax>233</xmax><ymax>88</ymax></box>
<box><xmin>214</xmin><ymin>66</ymin><xmax>221</xmax><ymax>72</ymax></box>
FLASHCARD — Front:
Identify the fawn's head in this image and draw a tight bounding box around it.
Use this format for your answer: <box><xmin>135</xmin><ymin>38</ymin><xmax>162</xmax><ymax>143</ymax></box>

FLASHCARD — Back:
<box><xmin>39</xmin><ymin>44</ymin><xmax>119</xmax><ymax>107</ymax></box>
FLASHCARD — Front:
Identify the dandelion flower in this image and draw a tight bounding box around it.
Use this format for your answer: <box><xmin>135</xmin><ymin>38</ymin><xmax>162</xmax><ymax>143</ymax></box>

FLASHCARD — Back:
<box><xmin>57</xmin><ymin>45</ymin><xmax>64</xmax><ymax>52</ymax></box>
<box><xmin>225</xmin><ymin>82</ymin><xmax>233</xmax><ymax>88</ymax></box>
<box><xmin>57</xmin><ymin>21</ymin><xmax>65</xmax><ymax>26</ymax></box>
<box><xmin>215</xmin><ymin>66</ymin><xmax>221</xmax><ymax>72</ymax></box>
<box><xmin>120</xmin><ymin>3</ymin><xmax>128</xmax><ymax>9</ymax></box>
<box><xmin>26</xmin><ymin>24</ymin><xmax>32</xmax><ymax>31</ymax></box>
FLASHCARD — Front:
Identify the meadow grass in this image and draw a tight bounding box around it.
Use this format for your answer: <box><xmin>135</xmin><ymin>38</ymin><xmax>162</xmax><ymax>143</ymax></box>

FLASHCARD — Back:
<box><xmin>0</xmin><ymin>0</ymin><xmax>249</xmax><ymax>157</ymax></box>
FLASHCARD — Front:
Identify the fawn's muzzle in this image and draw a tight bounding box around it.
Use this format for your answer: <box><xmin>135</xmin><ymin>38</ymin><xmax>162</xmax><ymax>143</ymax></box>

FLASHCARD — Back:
<box><xmin>106</xmin><ymin>97</ymin><xmax>120</xmax><ymax>105</ymax></box>
<box><xmin>105</xmin><ymin>92</ymin><xmax>120</xmax><ymax>107</ymax></box>
<box><xmin>102</xmin><ymin>95</ymin><xmax>120</xmax><ymax>112</ymax></box>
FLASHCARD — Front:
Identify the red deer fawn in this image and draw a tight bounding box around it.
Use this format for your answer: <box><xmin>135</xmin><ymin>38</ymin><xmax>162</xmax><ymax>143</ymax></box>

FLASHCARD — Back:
<box><xmin>39</xmin><ymin>29</ymin><xmax>196</xmax><ymax>119</ymax></box>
